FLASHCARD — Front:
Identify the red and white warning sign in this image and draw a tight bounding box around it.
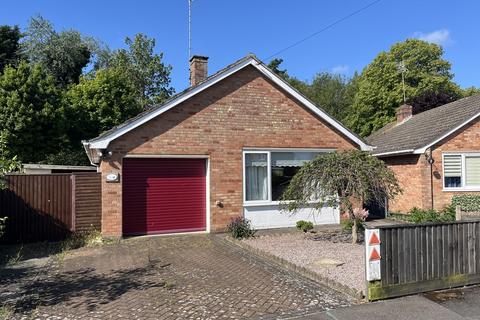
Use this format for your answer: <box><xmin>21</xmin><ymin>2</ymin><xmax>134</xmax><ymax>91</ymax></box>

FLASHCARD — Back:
<box><xmin>365</xmin><ymin>228</ymin><xmax>381</xmax><ymax>281</ymax></box>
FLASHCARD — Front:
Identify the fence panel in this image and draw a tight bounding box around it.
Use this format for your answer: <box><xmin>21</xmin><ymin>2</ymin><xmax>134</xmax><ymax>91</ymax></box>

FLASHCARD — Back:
<box><xmin>74</xmin><ymin>173</ymin><xmax>101</xmax><ymax>232</ymax></box>
<box><xmin>367</xmin><ymin>221</ymin><xmax>480</xmax><ymax>300</ymax></box>
<box><xmin>0</xmin><ymin>174</ymin><xmax>73</xmax><ymax>243</ymax></box>
<box><xmin>0</xmin><ymin>173</ymin><xmax>101</xmax><ymax>244</ymax></box>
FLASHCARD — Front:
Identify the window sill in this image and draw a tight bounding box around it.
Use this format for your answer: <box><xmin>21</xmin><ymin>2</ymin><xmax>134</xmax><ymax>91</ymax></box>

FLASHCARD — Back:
<box><xmin>443</xmin><ymin>188</ymin><xmax>480</xmax><ymax>192</ymax></box>
<box><xmin>243</xmin><ymin>200</ymin><xmax>328</xmax><ymax>207</ymax></box>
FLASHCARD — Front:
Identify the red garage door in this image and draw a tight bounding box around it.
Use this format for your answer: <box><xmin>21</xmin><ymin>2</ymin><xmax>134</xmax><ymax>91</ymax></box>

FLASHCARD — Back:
<box><xmin>122</xmin><ymin>158</ymin><xmax>206</xmax><ymax>235</ymax></box>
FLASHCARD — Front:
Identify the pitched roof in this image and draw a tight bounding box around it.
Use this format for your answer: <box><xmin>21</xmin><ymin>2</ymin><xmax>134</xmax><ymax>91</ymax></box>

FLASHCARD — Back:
<box><xmin>84</xmin><ymin>54</ymin><xmax>371</xmax><ymax>153</ymax></box>
<box><xmin>366</xmin><ymin>94</ymin><xmax>480</xmax><ymax>156</ymax></box>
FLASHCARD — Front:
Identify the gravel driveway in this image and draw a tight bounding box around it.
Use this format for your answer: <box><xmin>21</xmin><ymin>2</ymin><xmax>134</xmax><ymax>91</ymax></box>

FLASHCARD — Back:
<box><xmin>243</xmin><ymin>231</ymin><xmax>365</xmax><ymax>294</ymax></box>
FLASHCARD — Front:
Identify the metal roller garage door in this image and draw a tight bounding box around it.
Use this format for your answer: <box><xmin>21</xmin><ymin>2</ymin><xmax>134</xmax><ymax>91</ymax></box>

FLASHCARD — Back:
<box><xmin>122</xmin><ymin>158</ymin><xmax>207</xmax><ymax>235</ymax></box>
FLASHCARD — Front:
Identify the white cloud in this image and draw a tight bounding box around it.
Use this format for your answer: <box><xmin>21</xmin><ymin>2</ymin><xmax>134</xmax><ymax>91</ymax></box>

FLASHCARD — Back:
<box><xmin>331</xmin><ymin>65</ymin><xmax>349</xmax><ymax>74</ymax></box>
<box><xmin>414</xmin><ymin>29</ymin><xmax>451</xmax><ymax>45</ymax></box>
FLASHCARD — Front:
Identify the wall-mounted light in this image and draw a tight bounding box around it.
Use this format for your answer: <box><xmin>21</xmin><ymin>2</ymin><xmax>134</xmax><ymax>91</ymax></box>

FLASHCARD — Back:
<box><xmin>97</xmin><ymin>149</ymin><xmax>112</xmax><ymax>159</ymax></box>
<box><xmin>425</xmin><ymin>152</ymin><xmax>435</xmax><ymax>165</ymax></box>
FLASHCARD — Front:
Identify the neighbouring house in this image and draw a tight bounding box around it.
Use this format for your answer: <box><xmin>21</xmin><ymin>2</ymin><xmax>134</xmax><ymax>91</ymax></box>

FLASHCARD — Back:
<box><xmin>367</xmin><ymin>94</ymin><xmax>480</xmax><ymax>214</ymax></box>
<box><xmin>22</xmin><ymin>164</ymin><xmax>97</xmax><ymax>174</ymax></box>
<box><xmin>83</xmin><ymin>54</ymin><xmax>372</xmax><ymax>237</ymax></box>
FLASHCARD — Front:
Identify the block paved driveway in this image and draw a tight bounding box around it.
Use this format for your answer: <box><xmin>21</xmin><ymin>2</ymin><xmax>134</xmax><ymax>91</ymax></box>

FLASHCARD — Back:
<box><xmin>1</xmin><ymin>234</ymin><xmax>351</xmax><ymax>319</ymax></box>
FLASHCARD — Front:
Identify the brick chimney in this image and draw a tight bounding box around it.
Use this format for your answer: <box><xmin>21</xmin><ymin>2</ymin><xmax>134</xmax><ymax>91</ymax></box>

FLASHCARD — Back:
<box><xmin>189</xmin><ymin>55</ymin><xmax>208</xmax><ymax>86</ymax></box>
<box><xmin>396</xmin><ymin>104</ymin><xmax>413</xmax><ymax>124</ymax></box>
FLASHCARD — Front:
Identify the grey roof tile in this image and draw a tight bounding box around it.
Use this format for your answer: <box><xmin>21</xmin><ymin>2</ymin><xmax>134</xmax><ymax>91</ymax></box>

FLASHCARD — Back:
<box><xmin>366</xmin><ymin>94</ymin><xmax>480</xmax><ymax>155</ymax></box>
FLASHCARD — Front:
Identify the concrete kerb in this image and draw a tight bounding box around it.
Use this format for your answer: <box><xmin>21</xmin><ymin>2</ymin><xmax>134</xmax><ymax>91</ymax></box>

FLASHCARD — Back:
<box><xmin>218</xmin><ymin>234</ymin><xmax>365</xmax><ymax>301</ymax></box>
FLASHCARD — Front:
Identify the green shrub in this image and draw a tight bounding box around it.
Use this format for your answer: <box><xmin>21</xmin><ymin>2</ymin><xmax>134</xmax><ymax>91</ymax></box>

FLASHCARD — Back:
<box><xmin>451</xmin><ymin>194</ymin><xmax>480</xmax><ymax>212</ymax></box>
<box><xmin>296</xmin><ymin>220</ymin><xmax>314</xmax><ymax>233</ymax></box>
<box><xmin>341</xmin><ymin>218</ymin><xmax>365</xmax><ymax>231</ymax></box>
<box><xmin>227</xmin><ymin>217</ymin><xmax>256</xmax><ymax>239</ymax></box>
<box><xmin>408</xmin><ymin>206</ymin><xmax>455</xmax><ymax>223</ymax></box>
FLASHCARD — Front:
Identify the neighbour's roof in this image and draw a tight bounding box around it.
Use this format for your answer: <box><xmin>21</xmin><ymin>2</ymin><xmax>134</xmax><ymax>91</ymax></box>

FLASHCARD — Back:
<box><xmin>83</xmin><ymin>54</ymin><xmax>371</xmax><ymax>164</ymax></box>
<box><xmin>366</xmin><ymin>94</ymin><xmax>480</xmax><ymax>156</ymax></box>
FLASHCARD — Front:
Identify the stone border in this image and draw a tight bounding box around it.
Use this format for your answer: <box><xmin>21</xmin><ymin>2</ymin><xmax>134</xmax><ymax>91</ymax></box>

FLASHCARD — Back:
<box><xmin>219</xmin><ymin>235</ymin><xmax>365</xmax><ymax>300</ymax></box>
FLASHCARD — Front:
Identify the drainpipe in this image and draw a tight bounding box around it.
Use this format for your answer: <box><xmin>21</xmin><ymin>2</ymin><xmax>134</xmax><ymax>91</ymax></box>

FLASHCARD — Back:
<box><xmin>425</xmin><ymin>149</ymin><xmax>435</xmax><ymax>209</ymax></box>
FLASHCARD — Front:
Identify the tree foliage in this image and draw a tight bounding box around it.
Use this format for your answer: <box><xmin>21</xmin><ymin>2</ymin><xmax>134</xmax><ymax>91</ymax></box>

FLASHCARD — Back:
<box><xmin>267</xmin><ymin>59</ymin><xmax>359</xmax><ymax>122</ymax></box>
<box><xmin>98</xmin><ymin>33</ymin><xmax>174</xmax><ymax>108</ymax></box>
<box><xmin>65</xmin><ymin>67</ymin><xmax>142</xmax><ymax>144</ymax></box>
<box><xmin>0</xmin><ymin>25</ymin><xmax>22</xmax><ymax>72</ymax></box>
<box><xmin>345</xmin><ymin>39</ymin><xmax>462</xmax><ymax>136</ymax></box>
<box><xmin>0</xmin><ymin>61</ymin><xmax>66</xmax><ymax>163</ymax></box>
<box><xmin>22</xmin><ymin>15</ymin><xmax>96</xmax><ymax>86</ymax></box>
<box><xmin>281</xmin><ymin>150</ymin><xmax>401</xmax><ymax>243</ymax></box>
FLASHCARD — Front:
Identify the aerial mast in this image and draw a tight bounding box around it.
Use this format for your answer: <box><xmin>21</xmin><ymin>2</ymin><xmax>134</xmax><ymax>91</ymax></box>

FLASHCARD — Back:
<box><xmin>188</xmin><ymin>0</ymin><xmax>192</xmax><ymax>59</ymax></box>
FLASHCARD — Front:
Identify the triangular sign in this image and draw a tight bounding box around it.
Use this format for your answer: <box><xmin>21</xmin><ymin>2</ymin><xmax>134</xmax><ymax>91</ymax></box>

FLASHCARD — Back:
<box><xmin>369</xmin><ymin>232</ymin><xmax>380</xmax><ymax>245</ymax></box>
<box><xmin>369</xmin><ymin>248</ymin><xmax>381</xmax><ymax>261</ymax></box>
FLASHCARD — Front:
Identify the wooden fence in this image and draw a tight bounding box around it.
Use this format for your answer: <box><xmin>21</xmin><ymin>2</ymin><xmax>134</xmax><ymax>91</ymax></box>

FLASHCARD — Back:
<box><xmin>366</xmin><ymin>221</ymin><xmax>480</xmax><ymax>300</ymax></box>
<box><xmin>0</xmin><ymin>173</ymin><xmax>101</xmax><ymax>244</ymax></box>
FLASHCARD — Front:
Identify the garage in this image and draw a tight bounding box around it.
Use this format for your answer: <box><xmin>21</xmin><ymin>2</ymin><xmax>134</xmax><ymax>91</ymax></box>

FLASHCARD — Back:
<box><xmin>122</xmin><ymin>157</ymin><xmax>207</xmax><ymax>235</ymax></box>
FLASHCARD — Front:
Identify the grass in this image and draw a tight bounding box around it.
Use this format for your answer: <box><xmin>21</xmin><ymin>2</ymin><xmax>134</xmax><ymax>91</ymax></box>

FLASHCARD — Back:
<box><xmin>1</xmin><ymin>230</ymin><xmax>109</xmax><ymax>267</ymax></box>
<box><xmin>0</xmin><ymin>305</ymin><xmax>14</xmax><ymax>320</ymax></box>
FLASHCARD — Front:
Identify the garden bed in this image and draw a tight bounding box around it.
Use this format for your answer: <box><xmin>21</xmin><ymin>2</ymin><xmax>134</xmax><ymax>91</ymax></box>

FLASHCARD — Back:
<box><xmin>241</xmin><ymin>229</ymin><xmax>365</xmax><ymax>297</ymax></box>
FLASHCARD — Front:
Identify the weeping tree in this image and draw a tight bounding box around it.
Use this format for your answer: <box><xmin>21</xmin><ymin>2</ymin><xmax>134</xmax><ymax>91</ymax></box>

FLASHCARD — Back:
<box><xmin>281</xmin><ymin>150</ymin><xmax>401</xmax><ymax>243</ymax></box>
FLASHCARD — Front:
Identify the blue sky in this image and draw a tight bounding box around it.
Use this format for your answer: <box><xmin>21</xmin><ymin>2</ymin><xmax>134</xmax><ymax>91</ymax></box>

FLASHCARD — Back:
<box><xmin>2</xmin><ymin>0</ymin><xmax>479</xmax><ymax>92</ymax></box>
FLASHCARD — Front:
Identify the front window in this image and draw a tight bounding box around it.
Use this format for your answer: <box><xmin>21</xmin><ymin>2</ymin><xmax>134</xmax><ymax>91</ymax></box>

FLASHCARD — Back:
<box><xmin>443</xmin><ymin>153</ymin><xmax>480</xmax><ymax>190</ymax></box>
<box><xmin>271</xmin><ymin>152</ymin><xmax>318</xmax><ymax>200</ymax></box>
<box><xmin>245</xmin><ymin>153</ymin><xmax>268</xmax><ymax>201</ymax></box>
<box><xmin>244</xmin><ymin>150</ymin><xmax>323</xmax><ymax>203</ymax></box>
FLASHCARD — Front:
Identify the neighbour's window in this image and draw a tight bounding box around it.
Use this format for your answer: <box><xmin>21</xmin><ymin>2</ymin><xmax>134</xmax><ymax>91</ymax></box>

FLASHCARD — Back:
<box><xmin>443</xmin><ymin>154</ymin><xmax>480</xmax><ymax>189</ymax></box>
<box><xmin>271</xmin><ymin>152</ymin><xmax>318</xmax><ymax>200</ymax></box>
<box><xmin>465</xmin><ymin>156</ymin><xmax>480</xmax><ymax>186</ymax></box>
<box><xmin>244</xmin><ymin>150</ymin><xmax>321</xmax><ymax>203</ymax></box>
<box><xmin>444</xmin><ymin>154</ymin><xmax>462</xmax><ymax>188</ymax></box>
<box><xmin>245</xmin><ymin>153</ymin><xmax>268</xmax><ymax>201</ymax></box>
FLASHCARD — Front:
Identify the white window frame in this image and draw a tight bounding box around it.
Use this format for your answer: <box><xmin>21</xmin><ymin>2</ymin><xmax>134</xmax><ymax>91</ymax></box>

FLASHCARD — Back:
<box><xmin>442</xmin><ymin>152</ymin><xmax>480</xmax><ymax>191</ymax></box>
<box><xmin>242</xmin><ymin>148</ymin><xmax>334</xmax><ymax>206</ymax></box>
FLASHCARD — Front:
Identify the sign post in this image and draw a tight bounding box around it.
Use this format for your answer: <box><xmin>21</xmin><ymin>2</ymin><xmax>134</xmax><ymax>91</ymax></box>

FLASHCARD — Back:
<box><xmin>365</xmin><ymin>228</ymin><xmax>381</xmax><ymax>282</ymax></box>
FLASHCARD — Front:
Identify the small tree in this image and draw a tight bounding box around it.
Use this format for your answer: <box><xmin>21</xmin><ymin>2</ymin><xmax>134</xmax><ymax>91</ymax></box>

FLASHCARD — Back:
<box><xmin>281</xmin><ymin>150</ymin><xmax>401</xmax><ymax>243</ymax></box>
<box><xmin>0</xmin><ymin>131</ymin><xmax>20</xmax><ymax>238</ymax></box>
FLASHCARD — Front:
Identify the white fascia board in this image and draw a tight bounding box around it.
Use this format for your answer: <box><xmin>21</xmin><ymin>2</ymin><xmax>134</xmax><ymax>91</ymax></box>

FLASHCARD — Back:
<box><xmin>252</xmin><ymin>61</ymin><xmax>373</xmax><ymax>151</ymax></box>
<box><xmin>372</xmin><ymin>149</ymin><xmax>415</xmax><ymax>157</ymax></box>
<box><xmin>413</xmin><ymin>112</ymin><xmax>480</xmax><ymax>154</ymax></box>
<box><xmin>88</xmin><ymin>57</ymin><xmax>372</xmax><ymax>151</ymax></box>
<box><xmin>88</xmin><ymin>58</ymin><xmax>254</xmax><ymax>149</ymax></box>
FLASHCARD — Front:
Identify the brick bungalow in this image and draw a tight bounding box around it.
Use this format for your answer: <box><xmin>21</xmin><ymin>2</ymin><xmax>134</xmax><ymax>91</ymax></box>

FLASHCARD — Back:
<box><xmin>367</xmin><ymin>94</ymin><xmax>480</xmax><ymax>214</ymax></box>
<box><xmin>83</xmin><ymin>54</ymin><xmax>372</xmax><ymax>237</ymax></box>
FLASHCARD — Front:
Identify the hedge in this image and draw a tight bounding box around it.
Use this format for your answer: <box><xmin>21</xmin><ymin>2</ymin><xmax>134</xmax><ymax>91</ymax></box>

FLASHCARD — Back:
<box><xmin>451</xmin><ymin>194</ymin><xmax>480</xmax><ymax>212</ymax></box>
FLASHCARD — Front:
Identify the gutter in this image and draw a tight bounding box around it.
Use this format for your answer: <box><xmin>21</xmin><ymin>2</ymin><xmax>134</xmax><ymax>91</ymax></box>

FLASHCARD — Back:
<box><xmin>372</xmin><ymin>149</ymin><xmax>415</xmax><ymax>157</ymax></box>
<box><xmin>82</xmin><ymin>141</ymin><xmax>100</xmax><ymax>167</ymax></box>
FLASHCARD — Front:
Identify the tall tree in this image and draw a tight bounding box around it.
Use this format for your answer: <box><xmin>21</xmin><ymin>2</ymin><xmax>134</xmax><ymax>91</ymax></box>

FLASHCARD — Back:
<box><xmin>0</xmin><ymin>61</ymin><xmax>66</xmax><ymax>163</ymax></box>
<box><xmin>345</xmin><ymin>39</ymin><xmax>462</xmax><ymax>137</ymax></box>
<box><xmin>65</xmin><ymin>67</ymin><xmax>142</xmax><ymax>145</ymax></box>
<box><xmin>22</xmin><ymin>15</ymin><xmax>95</xmax><ymax>86</ymax></box>
<box><xmin>267</xmin><ymin>58</ymin><xmax>359</xmax><ymax>122</ymax></box>
<box><xmin>100</xmin><ymin>33</ymin><xmax>174</xmax><ymax>108</ymax></box>
<box><xmin>0</xmin><ymin>25</ymin><xmax>22</xmax><ymax>72</ymax></box>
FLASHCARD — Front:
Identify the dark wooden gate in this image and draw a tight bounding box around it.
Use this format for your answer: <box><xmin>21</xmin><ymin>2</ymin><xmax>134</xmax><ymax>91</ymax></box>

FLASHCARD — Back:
<box><xmin>367</xmin><ymin>221</ymin><xmax>480</xmax><ymax>300</ymax></box>
<box><xmin>0</xmin><ymin>173</ymin><xmax>101</xmax><ymax>244</ymax></box>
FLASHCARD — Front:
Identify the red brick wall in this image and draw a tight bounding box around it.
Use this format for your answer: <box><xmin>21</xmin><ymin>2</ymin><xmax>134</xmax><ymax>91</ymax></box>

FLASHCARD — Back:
<box><xmin>99</xmin><ymin>66</ymin><xmax>359</xmax><ymax>236</ymax></box>
<box><xmin>431</xmin><ymin>119</ymin><xmax>480</xmax><ymax>210</ymax></box>
<box><xmin>381</xmin><ymin>118</ymin><xmax>480</xmax><ymax>213</ymax></box>
<box><xmin>381</xmin><ymin>154</ymin><xmax>429</xmax><ymax>213</ymax></box>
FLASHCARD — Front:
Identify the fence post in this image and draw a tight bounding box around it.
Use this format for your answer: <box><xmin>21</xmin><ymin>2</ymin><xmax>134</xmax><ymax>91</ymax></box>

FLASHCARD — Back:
<box><xmin>71</xmin><ymin>174</ymin><xmax>76</xmax><ymax>232</ymax></box>
<box><xmin>455</xmin><ymin>205</ymin><xmax>462</xmax><ymax>221</ymax></box>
